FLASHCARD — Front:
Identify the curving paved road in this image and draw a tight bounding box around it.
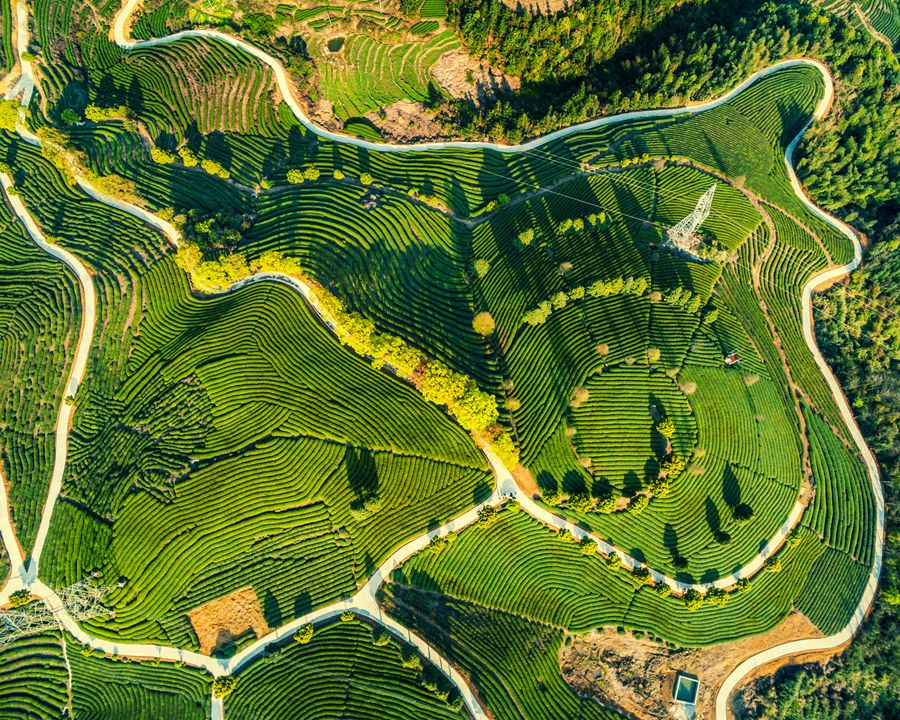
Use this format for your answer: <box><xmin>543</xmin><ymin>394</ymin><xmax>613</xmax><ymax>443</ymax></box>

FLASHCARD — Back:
<box><xmin>0</xmin><ymin>172</ymin><xmax>96</xmax><ymax>584</ymax></box>
<box><xmin>0</xmin><ymin>4</ymin><xmax>883</xmax><ymax>719</ymax></box>
<box><xmin>114</xmin><ymin>0</ymin><xmax>832</xmax><ymax>155</ymax></box>
<box><xmin>713</xmin><ymin>80</ymin><xmax>884</xmax><ymax>720</ymax></box>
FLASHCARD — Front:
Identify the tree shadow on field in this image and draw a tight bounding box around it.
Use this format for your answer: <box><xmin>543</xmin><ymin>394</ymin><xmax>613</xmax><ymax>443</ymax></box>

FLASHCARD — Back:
<box><xmin>204</xmin><ymin>130</ymin><xmax>233</xmax><ymax>170</ymax></box>
<box><xmin>561</xmin><ymin>469</ymin><xmax>587</xmax><ymax>495</ymax></box>
<box><xmin>536</xmin><ymin>470</ymin><xmax>558</xmax><ymax>493</ymax></box>
<box><xmin>448</xmin><ymin>177</ymin><xmax>470</xmax><ymax>217</ymax></box>
<box><xmin>346</xmin><ymin>444</ymin><xmax>379</xmax><ymax>510</ymax></box>
<box><xmin>722</xmin><ymin>463</ymin><xmax>741</xmax><ymax>508</ymax></box>
<box><xmin>663</xmin><ymin>523</ymin><xmax>679</xmax><ymax>559</ymax></box>
<box><xmin>262</xmin><ymin>141</ymin><xmax>286</xmax><ymax>178</ymax></box>
<box><xmin>155</xmin><ymin>131</ymin><xmax>177</xmax><ymax>153</ymax></box>
<box><xmin>700</xmin><ymin>128</ymin><xmax>727</xmax><ymax>179</ymax></box>
<box><xmin>706</xmin><ymin>497</ymin><xmax>722</xmax><ymax>538</ymax></box>
<box><xmin>473</xmin><ymin>479</ymin><xmax>492</xmax><ymax>504</ymax></box>
<box><xmin>5</xmin><ymin>143</ymin><xmax>24</xmax><ymax>186</ymax></box>
<box><xmin>263</xmin><ymin>589</ymin><xmax>282</xmax><ymax>627</ymax></box>
<box><xmin>287</xmin><ymin>125</ymin><xmax>306</xmax><ymax>162</ymax></box>
<box><xmin>293</xmin><ymin>591</ymin><xmax>311</xmax><ymax>617</ymax></box>
<box><xmin>590</xmin><ymin>476</ymin><xmax>612</xmax><ymax>498</ymax></box>
<box><xmin>776</xmin><ymin>97</ymin><xmax>806</xmax><ymax>147</ymax></box>
<box><xmin>95</xmin><ymin>73</ymin><xmax>123</xmax><ymax>106</ymax></box>
<box><xmin>185</xmin><ymin>119</ymin><xmax>203</xmax><ymax>152</ymax></box>
<box><xmin>664</xmin><ymin>522</ymin><xmax>692</xmax><ymax>582</ymax></box>
<box><xmin>643</xmin><ymin>456</ymin><xmax>659</xmax><ymax>485</ymax></box>
<box><xmin>58</xmin><ymin>79</ymin><xmax>88</xmax><ymax>117</ymax></box>
<box><xmin>127</xmin><ymin>76</ymin><xmax>145</xmax><ymax>115</ymax></box>
<box><xmin>622</xmin><ymin>470</ymin><xmax>642</xmax><ymax>497</ymax></box>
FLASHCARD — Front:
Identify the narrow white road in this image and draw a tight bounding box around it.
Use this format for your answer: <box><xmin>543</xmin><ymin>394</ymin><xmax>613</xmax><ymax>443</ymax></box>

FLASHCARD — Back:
<box><xmin>0</xmin><ymin>172</ymin><xmax>96</xmax><ymax>583</ymax></box>
<box><xmin>713</xmin><ymin>81</ymin><xmax>884</xmax><ymax>720</ymax></box>
<box><xmin>112</xmin><ymin>0</ymin><xmax>833</xmax><ymax>156</ymax></box>
<box><xmin>0</xmin><ymin>4</ymin><xmax>883</xmax><ymax>720</ymax></box>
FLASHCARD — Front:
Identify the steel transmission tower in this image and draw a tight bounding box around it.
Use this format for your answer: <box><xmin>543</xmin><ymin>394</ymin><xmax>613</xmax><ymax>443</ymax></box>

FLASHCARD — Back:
<box><xmin>666</xmin><ymin>184</ymin><xmax>716</xmax><ymax>257</ymax></box>
<box><xmin>0</xmin><ymin>580</ymin><xmax>112</xmax><ymax>646</ymax></box>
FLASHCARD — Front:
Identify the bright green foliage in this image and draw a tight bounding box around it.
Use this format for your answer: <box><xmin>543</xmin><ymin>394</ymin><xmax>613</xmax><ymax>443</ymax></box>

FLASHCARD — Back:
<box><xmin>150</xmin><ymin>147</ymin><xmax>175</xmax><ymax>164</ymax></box>
<box><xmin>8</xmin><ymin>589</ymin><xmax>30</xmax><ymax>608</ymax></box>
<box><xmin>421</xmin><ymin>361</ymin><xmax>468</xmax><ymax>406</ymax></box>
<box><xmin>492</xmin><ymin>431</ymin><xmax>520</xmax><ymax>469</ymax></box>
<box><xmin>682</xmin><ymin>589</ymin><xmax>705</xmax><ymax>610</ymax></box>
<box><xmin>294</xmin><ymin>624</ymin><xmax>314</xmax><ymax>644</ymax></box>
<box><xmin>316</xmin><ymin>31</ymin><xmax>460</xmax><ymax>119</ymax></box>
<box><xmin>178</xmin><ymin>147</ymin><xmax>199</xmax><ymax>167</ymax></box>
<box><xmin>384</xmin><ymin>585</ymin><xmax>626</xmax><ymax>720</ymax></box>
<box><xmin>472</xmin><ymin>310</ymin><xmax>495</xmax><ymax>336</ymax></box>
<box><xmin>212</xmin><ymin>676</ymin><xmax>236</xmax><ymax>698</ymax></box>
<box><xmin>14</xmin><ymin>141</ymin><xmax>487</xmax><ymax>648</ymax></box>
<box><xmin>395</xmin><ymin>508</ymin><xmax>841</xmax><ymax>644</ymax></box>
<box><xmin>627</xmin><ymin>494</ymin><xmax>649</xmax><ymax>514</ymax></box>
<box><xmin>1</xmin><ymin>17</ymin><xmax>882</xmax><ymax>711</ymax></box>
<box><xmin>656</xmin><ymin>418</ymin><xmax>676</xmax><ymax>438</ymax></box>
<box><xmin>454</xmin><ymin>381</ymin><xmax>499</xmax><ymax>432</ymax></box>
<box><xmin>200</xmin><ymin>157</ymin><xmax>230</xmax><ymax>179</ymax></box>
<box><xmin>84</xmin><ymin>104</ymin><xmax>128</xmax><ymax>122</ymax></box>
<box><xmin>0</xmin><ymin>99</ymin><xmax>18</xmax><ymax>130</ymax></box>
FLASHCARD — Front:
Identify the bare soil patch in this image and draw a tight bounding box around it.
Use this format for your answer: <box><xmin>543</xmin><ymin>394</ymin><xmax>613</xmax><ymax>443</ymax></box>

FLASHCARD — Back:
<box><xmin>364</xmin><ymin>100</ymin><xmax>446</xmax><ymax>142</ymax></box>
<box><xmin>431</xmin><ymin>50</ymin><xmax>520</xmax><ymax>105</ymax></box>
<box><xmin>500</xmin><ymin>0</ymin><xmax>569</xmax><ymax>13</ymax></box>
<box><xmin>560</xmin><ymin>612</ymin><xmax>825</xmax><ymax>720</ymax></box>
<box><xmin>187</xmin><ymin>586</ymin><xmax>270</xmax><ymax>655</ymax></box>
<box><xmin>511</xmin><ymin>464</ymin><xmax>538</xmax><ymax>497</ymax></box>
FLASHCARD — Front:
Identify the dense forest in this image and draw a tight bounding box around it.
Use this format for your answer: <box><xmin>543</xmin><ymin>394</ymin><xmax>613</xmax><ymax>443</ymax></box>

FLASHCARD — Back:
<box><xmin>740</xmin><ymin>224</ymin><xmax>900</xmax><ymax>719</ymax></box>
<box><xmin>442</xmin><ymin>0</ymin><xmax>897</xmax><ymax>237</ymax></box>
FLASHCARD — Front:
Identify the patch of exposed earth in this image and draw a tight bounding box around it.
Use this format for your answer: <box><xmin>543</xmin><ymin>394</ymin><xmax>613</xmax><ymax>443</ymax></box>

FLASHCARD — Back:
<box><xmin>560</xmin><ymin>612</ymin><xmax>826</xmax><ymax>720</ymax></box>
<box><xmin>363</xmin><ymin>100</ymin><xmax>446</xmax><ymax>142</ymax></box>
<box><xmin>187</xmin><ymin>586</ymin><xmax>271</xmax><ymax>655</ymax></box>
<box><xmin>430</xmin><ymin>50</ymin><xmax>520</xmax><ymax>105</ymax></box>
<box><xmin>500</xmin><ymin>0</ymin><xmax>570</xmax><ymax>13</ymax></box>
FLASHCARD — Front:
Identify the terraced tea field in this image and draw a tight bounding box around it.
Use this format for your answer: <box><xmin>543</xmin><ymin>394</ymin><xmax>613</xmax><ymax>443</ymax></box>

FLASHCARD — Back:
<box><xmin>129</xmin><ymin>0</ymin><xmax>466</xmax><ymax>128</ymax></box>
<box><xmin>0</xmin><ymin>1</ymin><xmax>884</xmax><ymax>718</ymax></box>
<box><xmin>226</xmin><ymin>618</ymin><xmax>467</xmax><ymax>719</ymax></box>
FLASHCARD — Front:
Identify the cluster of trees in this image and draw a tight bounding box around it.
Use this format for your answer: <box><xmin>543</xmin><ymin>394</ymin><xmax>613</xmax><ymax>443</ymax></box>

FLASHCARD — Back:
<box><xmin>558</xmin><ymin>211</ymin><xmax>610</xmax><ymax>234</ymax></box>
<box><xmin>420</xmin><ymin>360</ymin><xmax>500</xmax><ymax>432</ymax></box>
<box><xmin>294</xmin><ymin>623</ymin><xmax>314</xmax><ymax>644</ymax></box>
<box><xmin>682</xmin><ymin>578</ymin><xmax>751</xmax><ymax>611</ymax></box>
<box><xmin>172</xmin><ymin>209</ymin><xmax>255</xmax><ymax>252</ymax></box>
<box><xmin>286</xmin><ymin>166</ymin><xmax>321</xmax><ymax>183</ymax></box>
<box><xmin>151</xmin><ymin>144</ymin><xmax>231</xmax><ymax>179</ymax></box>
<box><xmin>212</xmin><ymin>676</ymin><xmax>236</xmax><ymax>698</ymax></box>
<box><xmin>175</xmin><ymin>242</ymin><xmax>303</xmax><ymax>292</ymax></box>
<box><xmin>522</xmin><ymin>275</ymin><xmax>649</xmax><ymax>326</ymax></box>
<box><xmin>423</xmin><ymin>531</ymin><xmax>459</xmax><ymax>556</ymax></box>
<box><xmin>172</xmin><ymin>232</ymin><xmax>515</xmax><ymax>464</ymax></box>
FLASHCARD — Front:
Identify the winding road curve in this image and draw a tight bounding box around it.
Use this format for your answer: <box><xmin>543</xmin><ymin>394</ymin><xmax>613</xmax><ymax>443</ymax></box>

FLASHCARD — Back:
<box><xmin>0</xmin><ymin>2</ymin><xmax>884</xmax><ymax>718</ymax></box>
